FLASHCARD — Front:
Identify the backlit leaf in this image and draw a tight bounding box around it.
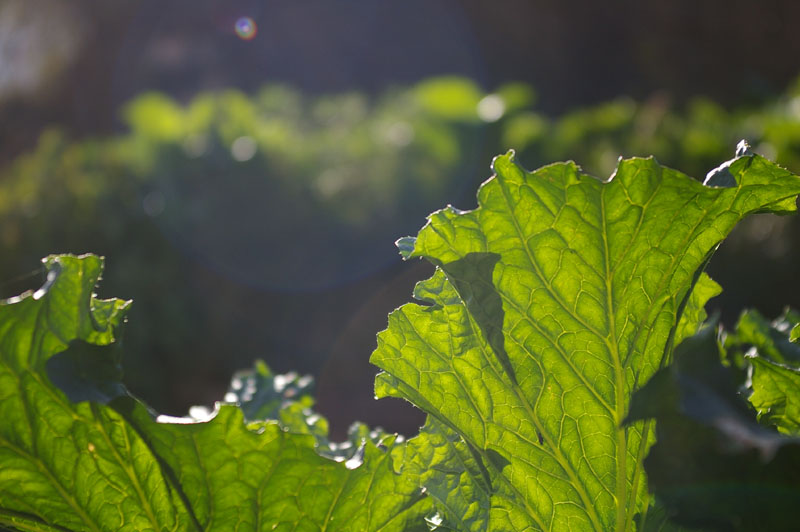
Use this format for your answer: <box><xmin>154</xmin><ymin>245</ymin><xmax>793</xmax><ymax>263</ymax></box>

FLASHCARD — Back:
<box><xmin>0</xmin><ymin>255</ymin><xmax>431</xmax><ymax>531</ymax></box>
<box><xmin>372</xmin><ymin>147</ymin><xmax>800</xmax><ymax>530</ymax></box>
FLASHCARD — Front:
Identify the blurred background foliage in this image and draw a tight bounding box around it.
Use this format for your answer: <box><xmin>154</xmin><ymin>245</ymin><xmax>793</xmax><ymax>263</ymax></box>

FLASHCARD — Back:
<box><xmin>3</xmin><ymin>76</ymin><xmax>800</xmax><ymax>437</ymax></box>
<box><xmin>1</xmin><ymin>0</ymin><xmax>799</xmax><ymax>439</ymax></box>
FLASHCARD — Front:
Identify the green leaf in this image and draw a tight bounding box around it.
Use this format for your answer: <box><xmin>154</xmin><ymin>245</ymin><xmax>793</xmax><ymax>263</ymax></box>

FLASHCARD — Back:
<box><xmin>122</xmin><ymin>401</ymin><xmax>430</xmax><ymax>532</ymax></box>
<box><xmin>0</xmin><ymin>255</ymin><xmax>431</xmax><ymax>531</ymax></box>
<box><xmin>372</xmin><ymin>148</ymin><xmax>800</xmax><ymax>530</ymax></box>
<box><xmin>0</xmin><ymin>255</ymin><xmax>187</xmax><ymax>532</ymax></box>
<box><xmin>400</xmin><ymin>417</ymin><xmax>491</xmax><ymax>531</ymax></box>
<box><xmin>226</xmin><ymin>359</ymin><xmax>316</xmax><ymax>422</ymax></box>
<box><xmin>413</xmin><ymin>77</ymin><xmax>483</xmax><ymax>121</ymax></box>
<box><xmin>627</xmin><ymin>326</ymin><xmax>800</xmax><ymax>531</ymax></box>
<box><xmin>219</xmin><ymin>359</ymin><xmax>332</xmax><ymax>442</ymax></box>
<box><xmin>731</xmin><ymin>308</ymin><xmax>800</xmax><ymax>365</ymax></box>
<box><xmin>674</xmin><ymin>273</ymin><xmax>721</xmax><ymax>346</ymax></box>
<box><xmin>749</xmin><ymin>357</ymin><xmax>800</xmax><ymax>434</ymax></box>
<box><xmin>728</xmin><ymin>308</ymin><xmax>800</xmax><ymax>434</ymax></box>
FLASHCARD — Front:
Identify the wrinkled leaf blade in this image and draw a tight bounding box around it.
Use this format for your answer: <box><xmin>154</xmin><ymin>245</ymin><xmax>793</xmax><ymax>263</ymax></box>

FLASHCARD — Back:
<box><xmin>372</xmin><ymin>150</ymin><xmax>800</xmax><ymax>530</ymax></box>
<box><xmin>122</xmin><ymin>401</ymin><xmax>430</xmax><ymax>532</ymax></box>
<box><xmin>0</xmin><ymin>255</ymin><xmax>190</xmax><ymax>532</ymax></box>
<box><xmin>0</xmin><ymin>255</ymin><xmax>432</xmax><ymax>531</ymax></box>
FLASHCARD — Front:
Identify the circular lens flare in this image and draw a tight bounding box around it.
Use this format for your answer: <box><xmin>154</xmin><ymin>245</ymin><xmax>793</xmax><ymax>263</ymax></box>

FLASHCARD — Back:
<box><xmin>234</xmin><ymin>17</ymin><xmax>256</xmax><ymax>40</ymax></box>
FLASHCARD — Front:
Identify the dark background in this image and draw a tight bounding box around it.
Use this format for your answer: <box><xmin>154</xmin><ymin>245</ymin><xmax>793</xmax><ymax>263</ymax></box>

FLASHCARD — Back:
<box><xmin>5</xmin><ymin>0</ymin><xmax>800</xmax><ymax>162</ymax></box>
<box><xmin>1</xmin><ymin>0</ymin><xmax>799</xmax><ymax>438</ymax></box>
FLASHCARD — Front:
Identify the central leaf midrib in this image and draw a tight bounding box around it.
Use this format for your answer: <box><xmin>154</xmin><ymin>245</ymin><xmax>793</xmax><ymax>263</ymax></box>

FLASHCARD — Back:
<box><xmin>600</xmin><ymin>184</ymin><xmax>628</xmax><ymax>532</ymax></box>
<box><xmin>623</xmin><ymin>251</ymin><xmax>714</xmax><ymax>530</ymax></box>
<box><xmin>600</xmin><ymin>173</ymin><xmax>716</xmax><ymax>531</ymax></box>
<box><xmin>424</xmin><ymin>214</ymin><xmax>616</xmax><ymax>416</ymax></box>
<box><xmin>452</xmin><ymin>275</ymin><xmax>608</xmax><ymax>530</ymax></box>
<box><xmin>495</xmin><ymin>165</ymin><xmax>714</xmax><ymax>532</ymax></box>
<box><xmin>613</xmin><ymin>202</ymin><xmax>704</xmax><ymax>531</ymax></box>
<box><xmin>614</xmin><ymin>180</ymin><xmax>749</xmax><ymax>530</ymax></box>
<box><xmin>452</xmin><ymin>171</ymin><xmax>611</xmax><ymax>529</ymax></box>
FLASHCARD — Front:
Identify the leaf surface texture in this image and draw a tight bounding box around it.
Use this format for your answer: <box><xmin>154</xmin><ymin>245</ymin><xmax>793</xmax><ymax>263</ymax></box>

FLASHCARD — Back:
<box><xmin>372</xmin><ymin>150</ymin><xmax>800</xmax><ymax>530</ymax></box>
<box><xmin>0</xmin><ymin>256</ymin><xmax>430</xmax><ymax>531</ymax></box>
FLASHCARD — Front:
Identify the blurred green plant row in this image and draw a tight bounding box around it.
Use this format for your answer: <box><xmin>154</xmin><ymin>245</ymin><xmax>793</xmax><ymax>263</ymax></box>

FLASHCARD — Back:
<box><xmin>7</xmin><ymin>74</ymin><xmax>800</xmax><ymax>234</ymax></box>
<box><xmin>2</xmin><ymin>75</ymin><xmax>799</xmax><ymax>414</ymax></box>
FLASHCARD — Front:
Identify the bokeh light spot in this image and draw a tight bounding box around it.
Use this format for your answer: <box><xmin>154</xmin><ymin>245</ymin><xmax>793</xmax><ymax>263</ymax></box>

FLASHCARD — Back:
<box><xmin>231</xmin><ymin>136</ymin><xmax>257</xmax><ymax>161</ymax></box>
<box><xmin>234</xmin><ymin>17</ymin><xmax>256</xmax><ymax>40</ymax></box>
<box><xmin>477</xmin><ymin>94</ymin><xmax>506</xmax><ymax>122</ymax></box>
<box><xmin>383</xmin><ymin>121</ymin><xmax>414</xmax><ymax>147</ymax></box>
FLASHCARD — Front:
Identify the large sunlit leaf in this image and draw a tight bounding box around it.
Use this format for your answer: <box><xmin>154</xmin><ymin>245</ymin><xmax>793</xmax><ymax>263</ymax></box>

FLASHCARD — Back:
<box><xmin>0</xmin><ymin>255</ymin><xmax>431</xmax><ymax>531</ymax></box>
<box><xmin>372</xmin><ymin>146</ymin><xmax>800</xmax><ymax>530</ymax></box>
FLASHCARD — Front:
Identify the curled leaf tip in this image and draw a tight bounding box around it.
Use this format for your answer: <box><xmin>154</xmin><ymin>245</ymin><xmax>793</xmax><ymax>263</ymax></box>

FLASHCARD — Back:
<box><xmin>704</xmin><ymin>139</ymin><xmax>757</xmax><ymax>188</ymax></box>
<box><xmin>736</xmin><ymin>139</ymin><xmax>753</xmax><ymax>157</ymax></box>
<box><xmin>396</xmin><ymin>236</ymin><xmax>417</xmax><ymax>259</ymax></box>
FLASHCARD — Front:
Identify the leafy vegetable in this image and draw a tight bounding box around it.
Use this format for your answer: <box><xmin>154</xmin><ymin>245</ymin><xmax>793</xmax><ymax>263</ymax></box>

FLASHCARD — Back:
<box><xmin>6</xmin><ymin>76</ymin><xmax>800</xmax><ymax>417</ymax></box>
<box><xmin>0</xmin><ymin>255</ymin><xmax>430</xmax><ymax>531</ymax></box>
<box><xmin>372</xmin><ymin>146</ymin><xmax>800</xmax><ymax>530</ymax></box>
<box><xmin>1</xmin><ymin>144</ymin><xmax>800</xmax><ymax>531</ymax></box>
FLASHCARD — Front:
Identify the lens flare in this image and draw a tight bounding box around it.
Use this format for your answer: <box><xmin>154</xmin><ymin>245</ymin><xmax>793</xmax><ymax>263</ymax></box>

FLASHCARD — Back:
<box><xmin>234</xmin><ymin>17</ymin><xmax>256</xmax><ymax>40</ymax></box>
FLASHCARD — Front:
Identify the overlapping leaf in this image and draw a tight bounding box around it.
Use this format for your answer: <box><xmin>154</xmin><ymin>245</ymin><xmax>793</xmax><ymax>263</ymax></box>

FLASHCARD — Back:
<box><xmin>0</xmin><ymin>256</ymin><xmax>187</xmax><ymax>532</ymax></box>
<box><xmin>372</xmin><ymin>147</ymin><xmax>800</xmax><ymax>530</ymax></box>
<box><xmin>0</xmin><ymin>255</ymin><xmax>431</xmax><ymax>531</ymax></box>
<box><xmin>728</xmin><ymin>309</ymin><xmax>800</xmax><ymax>434</ymax></box>
<box><xmin>731</xmin><ymin>309</ymin><xmax>800</xmax><ymax>365</ymax></box>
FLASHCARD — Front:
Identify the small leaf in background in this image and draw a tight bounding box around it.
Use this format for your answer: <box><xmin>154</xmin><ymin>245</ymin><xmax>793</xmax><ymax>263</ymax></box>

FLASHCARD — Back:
<box><xmin>412</xmin><ymin>77</ymin><xmax>483</xmax><ymax>121</ymax></box>
<box><xmin>730</xmin><ymin>308</ymin><xmax>800</xmax><ymax>365</ymax></box>
<box><xmin>749</xmin><ymin>357</ymin><xmax>800</xmax><ymax>434</ymax></box>
<box><xmin>627</xmin><ymin>326</ymin><xmax>800</xmax><ymax>531</ymax></box>
<box><xmin>726</xmin><ymin>308</ymin><xmax>800</xmax><ymax>434</ymax></box>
